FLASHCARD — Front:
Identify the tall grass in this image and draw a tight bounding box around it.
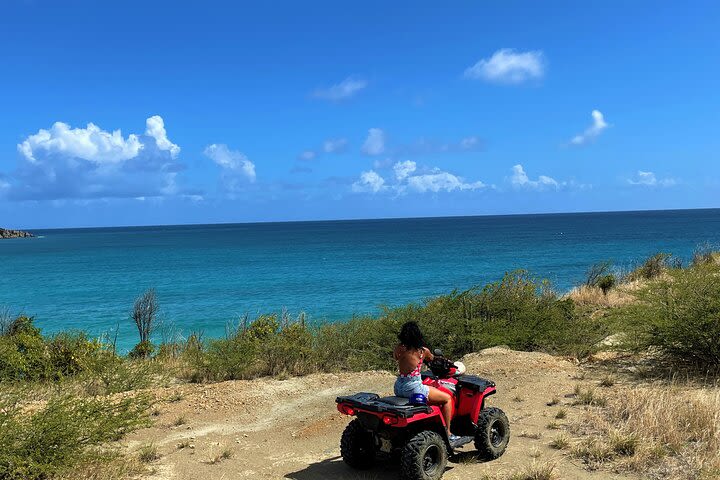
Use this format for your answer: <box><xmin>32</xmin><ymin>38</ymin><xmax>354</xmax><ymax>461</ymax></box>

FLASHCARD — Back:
<box><xmin>574</xmin><ymin>385</ymin><xmax>720</xmax><ymax>478</ymax></box>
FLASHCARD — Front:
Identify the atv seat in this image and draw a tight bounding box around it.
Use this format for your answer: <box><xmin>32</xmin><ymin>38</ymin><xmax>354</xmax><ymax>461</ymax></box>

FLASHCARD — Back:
<box><xmin>336</xmin><ymin>393</ymin><xmax>432</xmax><ymax>417</ymax></box>
<box><xmin>377</xmin><ymin>396</ymin><xmax>411</xmax><ymax>406</ymax></box>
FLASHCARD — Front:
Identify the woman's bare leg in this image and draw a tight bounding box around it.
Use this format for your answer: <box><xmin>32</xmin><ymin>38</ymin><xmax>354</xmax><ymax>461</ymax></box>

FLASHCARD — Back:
<box><xmin>427</xmin><ymin>386</ymin><xmax>453</xmax><ymax>435</ymax></box>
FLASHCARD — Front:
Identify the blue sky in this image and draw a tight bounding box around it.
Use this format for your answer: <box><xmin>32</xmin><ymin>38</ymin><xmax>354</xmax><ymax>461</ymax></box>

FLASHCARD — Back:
<box><xmin>1</xmin><ymin>0</ymin><xmax>718</xmax><ymax>228</ymax></box>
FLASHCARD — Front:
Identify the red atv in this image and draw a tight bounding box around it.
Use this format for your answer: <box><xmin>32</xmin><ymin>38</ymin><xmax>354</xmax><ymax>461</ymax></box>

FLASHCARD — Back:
<box><xmin>336</xmin><ymin>350</ymin><xmax>509</xmax><ymax>480</ymax></box>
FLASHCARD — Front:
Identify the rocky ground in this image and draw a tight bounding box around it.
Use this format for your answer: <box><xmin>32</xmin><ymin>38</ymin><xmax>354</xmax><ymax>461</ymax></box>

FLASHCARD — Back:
<box><xmin>0</xmin><ymin>228</ymin><xmax>34</xmax><ymax>238</ymax></box>
<box><xmin>123</xmin><ymin>347</ymin><xmax>639</xmax><ymax>480</ymax></box>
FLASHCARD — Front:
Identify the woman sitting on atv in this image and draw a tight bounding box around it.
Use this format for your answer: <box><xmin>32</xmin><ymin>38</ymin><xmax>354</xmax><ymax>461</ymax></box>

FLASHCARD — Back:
<box><xmin>393</xmin><ymin>321</ymin><xmax>456</xmax><ymax>440</ymax></box>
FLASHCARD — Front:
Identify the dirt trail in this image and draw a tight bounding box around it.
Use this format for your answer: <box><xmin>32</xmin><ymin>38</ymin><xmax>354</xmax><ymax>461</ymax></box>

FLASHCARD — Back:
<box><xmin>124</xmin><ymin>348</ymin><xmax>637</xmax><ymax>479</ymax></box>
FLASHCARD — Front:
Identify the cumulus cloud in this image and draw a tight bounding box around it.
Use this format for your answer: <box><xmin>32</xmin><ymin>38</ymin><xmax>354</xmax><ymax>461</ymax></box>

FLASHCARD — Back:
<box><xmin>352</xmin><ymin>170</ymin><xmax>386</xmax><ymax>193</ymax></box>
<box><xmin>323</xmin><ymin>138</ymin><xmax>348</xmax><ymax>153</ymax></box>
<box><xmin>464</xmin><ymin>49</ymin><xmax>545</xmax><ymax>84</ymax></box>
<box><xmin>362</xmin><ymin>128</ymin><xmax>385</xmax><ymax>156</ymax></box>
<box><xmin>627</xmin><ymin>171</ymin><xmax>677</xmax><ymax>187</ymax></box>
<box><xmin>353</xmin><ymin>161</ymin><xmax>486</xmax><ymax>195</ymax></box>
<box><xmin>7</xmin><ymin>115</ymin><xmax>186</xmax><ymax>200</ymax></box>
<box><xmin>459</xmin><ymin>136</ymin><xmax>481</xmax><ymax>150</ymax></box>
<box><xmin>393</xmin><ymin>160</ymin><xmax>417</xmax><ymax>181</ymax></box>
<box><xmin>298</xmin><ymin>150</ymin><xmax>317</xmax><ymax>161</ymax></box>
<box><xmin>145</xmin><ymin>115</ymin><xmax>180</xmax><ymax>158</ymax></box>
<box><xmin>510</xmin><ymin>164</ymin><xmax>560</xmax><ymax>190</ymax></box>
<box><xmin>570</xmin><ymin>110</ymin><xmax>609</xmax><ymax>145</ymax></box>
<box><xmin>406</xmin><ymin>170</ymin><xmax>485</xmax><ymax>193</ymax></box>
<box><xmin>204</xmin><ymin>144</ymin><xmax>257</xmax><ymax>192</ymax></box>
<box><xmin>312</xmin><ymin>77</ymin><xmax>367</xmax><ymax>101</ymax></box>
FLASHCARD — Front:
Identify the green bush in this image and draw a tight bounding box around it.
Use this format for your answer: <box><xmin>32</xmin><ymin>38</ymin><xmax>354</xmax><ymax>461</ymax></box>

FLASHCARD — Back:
<box><xmin>128</xmin><ymin>340</ymin><xmax>155</xmax><ymax>360</ymax></box>
<box><xmin>627</xmin><ymin>253</ymin><xmax>676</xmax><ymax>282</ymax></box>
<box><xmin>615</xmin><ymin>263</ymin><xmax>720</xmax><ymax>368</ymax></box>
<box><xmin>47</xmin><ymin>332</ymin><xmax>102</xmax><ymax>378</ymax></box>
<box><xmin>597</xmin><ymin>275</ymin><xmax>616</xmax><ymax>295</ymax></box>
<box><xmin>81</xmin><ymin>352</ymin><xmax>156</xmax><ymax>395</ymax></box>
<box><xmin>0</xmin><ymin>317</ymin><xmax>106</xmax><ymax>383</ymax></box>
<box><xmin>190</xmin><ymin>313</ymin><xmax>315</xmax><ymax>381</ymax></box>
<box><xmin>186</xmin><ymin>271</ymin><xmax>608</xmax><ymax>381</ymax></box>
<box><xmin>0</xmin><ymin>391</ymin><xmax>150</xmax><ymax>479</ymax></box>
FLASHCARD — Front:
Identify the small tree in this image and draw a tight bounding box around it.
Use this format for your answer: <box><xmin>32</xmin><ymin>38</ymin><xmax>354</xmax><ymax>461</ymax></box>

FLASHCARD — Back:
<box><xmin>584</xmin><ymin>261</ymin><xmax>612</xmax><ymax>288</ymax></box>
<box><xmin>130</xmin><ymin>288</ymin><xmax>159</xmax><ymax>359</ymax></box>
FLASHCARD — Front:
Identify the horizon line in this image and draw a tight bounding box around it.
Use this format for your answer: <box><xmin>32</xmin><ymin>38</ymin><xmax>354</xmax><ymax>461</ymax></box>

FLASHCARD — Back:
<box><xmin>16</xmin><ymin>206</ymin><xmax>720</xmax><ymax>232</ymax></box>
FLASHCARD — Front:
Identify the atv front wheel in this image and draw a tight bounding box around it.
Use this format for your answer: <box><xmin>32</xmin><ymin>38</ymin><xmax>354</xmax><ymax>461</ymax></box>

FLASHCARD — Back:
<box><xmin>474</xmin><ymin>407</ymin><xmax>510</xmax><ymax>460</ymax></box>
<box><xmin>340</xmin><ymin>418</ymin><xmax>375</xmax><ymax>469</ymax></box>
<box><xmin>400</xmin><ymin>431</ymin><xmax>448</xmax><ymax>480</ymax></box>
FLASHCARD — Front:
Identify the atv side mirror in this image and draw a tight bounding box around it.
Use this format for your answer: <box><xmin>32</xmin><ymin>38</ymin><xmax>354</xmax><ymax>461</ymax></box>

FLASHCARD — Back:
<box><xmin>433</xmin><ymin>348</ymin><xmax>443</xmax><ymax>357</ymax></box>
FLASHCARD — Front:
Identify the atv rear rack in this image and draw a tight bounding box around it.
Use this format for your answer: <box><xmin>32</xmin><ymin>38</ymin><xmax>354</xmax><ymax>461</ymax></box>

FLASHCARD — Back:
<box><xmin>336</xmin><ymin>392</ymin><xmax>432</xmax><ymax>418</ymax></box>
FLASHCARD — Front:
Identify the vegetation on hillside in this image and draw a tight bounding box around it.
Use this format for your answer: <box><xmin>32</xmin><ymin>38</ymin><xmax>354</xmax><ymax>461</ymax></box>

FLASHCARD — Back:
<box><xmin>1</xmin><ymin>249</ymin><xmax>719</xmax><ymax>479</ymax></box>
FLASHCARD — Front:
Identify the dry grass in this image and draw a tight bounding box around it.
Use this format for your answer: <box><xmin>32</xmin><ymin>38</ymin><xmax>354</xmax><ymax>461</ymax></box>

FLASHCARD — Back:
<box><xmin>506</xmin><ymin>461</ymin><xmax>557</xmax><ymax>480</ymax></box>
<box><xmin>207</xmin><ymin>446</ymin><xmax>233</xmax><ymax>465</ymax></box>
<box><xmin>572</xmin><ymin>386</ymin><xmax>607</xmax><ymax>407</ymax></box>
<box><xmin>172</xmin><ymin>415</ymin><xmax>187</xmax><ymax>426</ymax></box>
<box><xmin>55</xmin><ymin>455</ymin><xmax>148</xmax><ymax>480</ymax></box>
<box><xmin>137</xmin><ymin>443</ymin><xmax>160</xmax><ymax>463</ymax></box>
<box><xmin>549</xmin><ymin>434</ymin><xmax>570</xmax><ymax>450</ymax></box>
<box><xmin>572</xmin><ymin>384</ymin><xmax>720</xmax><ymax>478</ymax></box>
<box><xmin>565</xmin><ymin>285</ymin><xmax>634</xmax><ymax>308</ymax></box>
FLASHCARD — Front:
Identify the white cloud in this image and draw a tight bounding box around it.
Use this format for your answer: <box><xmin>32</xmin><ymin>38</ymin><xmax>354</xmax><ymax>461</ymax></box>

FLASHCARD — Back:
<box><xmin>145</xmin><ymin>115</ymin><xmax>180</xmax><ymax>158</ymax></box>
<box><xmin>406</xmin><ymin>170</ymin><xmax>485</xmax><ymax>193</ymax></box>
<box><xmin>362</xmin><ymin>128</ymin><xmax>385</xmax><ymax>156</ymax></box>
<box><xmin>570</xmin><ymin>110</ymin><xmax>609</xmax><ymax>145</ymax></box>
<box><xmin>627</xmin><ymin>171</ymin><xmax>677</xmax><ymax>187</ymax></box>
<box><xmin>18</xmin><ymin>121</ymin><xmax>143</xmax><ymax>164</ymax></box>
<box><xmin>312</xmin><ymin>77</ymin><xmax>367</xmax><ymax>101</ymax></box>
<box><xmin>459</xmin><ymin>136</ymin><xmax>481</xmax><ymax>150</ymax></box>
<box><xmin>352</xmin><ymin>170</ymin><xmax>386</xmax><ymax>193</ymax></box>
<box><xmin>8</xmin><ymin>116</ymin><xmax>186</xmax><ymax>200</ymax></box>
<box><xmin>393</xmin><ymin>160</ymin><xmax>417</xmax><ymax>181</ymax></box>
<box><xmin>464</xmin><ymin>49</ymin><xmax>545</xmax><ymax>84</ymax></box>
<box><xmin>204</xmin><ymin>144</ymin><xmax>257</xmax><ymax>190</ymax></box>
<box><xmin>510</xmin><ymin>164</ymin><xmax>560</xmax><ymax>190</ymax></box>
<box><xmin>354</xmin><ymin>161</ymin><xmax>486</xmax><ymax>195</ymax></box>
<box><xmin>298</xmin><ymin>150</ymin><xmax>317</xmax><ymax>161</ymax></box>
<box><xmin>323</xmin><ymin>138</ymin><xmax>348</xmax><ymax>153</ymax></box>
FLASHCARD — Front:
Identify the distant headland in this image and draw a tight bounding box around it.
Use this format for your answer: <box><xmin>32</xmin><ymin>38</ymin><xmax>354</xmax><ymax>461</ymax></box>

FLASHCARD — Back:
<box><xmin>0</xmin><ymin>228</ymin><xmax>34</xmax><ymax>239</ymax></box>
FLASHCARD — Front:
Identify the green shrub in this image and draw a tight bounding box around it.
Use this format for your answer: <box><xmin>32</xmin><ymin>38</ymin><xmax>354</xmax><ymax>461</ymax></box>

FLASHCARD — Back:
<box><xmin>627</xmin><ymin>253</ymin><xmax>675</xmax><ymax>282</ymax></box>
<box><xmin>82</xmin><ymin>352</ymin><xmax>156</xmax><ymax>395</ymax></box>
<box><xmin>692</xmin><ymin>243</ymin><xmax>720</xmax><ymax>267</ymax></box>
<box><xmin>190</xmin><ymin>313</ymin><xmax>314</xmax><ymax>381</ymax></box>
<box><xmin>585</xmin><ymin>261</ymin><xmax>612</xmax><ymax>287</ymax></box>
<box><xmin>47</xmin><ymin>332</ymin><xmax>102</xmax><ymax>378</ymax></box>
<box><xmin>597</xmin><ymin>275</ymin><xmax>616</xmax><ymax>295</ymax></box>
<box><xmin>0</xmin><ymin>391</ymin><xmax>150</xmax><ymax>479</ymax></box>
<box><xmin>615</xmin><ymin>263</ymin><xmax>720</xmax><ymax>368</ymax></box>
<box><xmin>128</xmin><ymin>340</ymin><xmax>155</xmax><ymax>360</ymax></box>
<box><xmin>0</xmin><ymin>317</ymin><xmax>108</xmax><ymax>383</ymax></box>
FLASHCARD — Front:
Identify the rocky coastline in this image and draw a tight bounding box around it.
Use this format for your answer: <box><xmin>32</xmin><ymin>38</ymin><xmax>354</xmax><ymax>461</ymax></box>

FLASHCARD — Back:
<box><xmin>0</xmin><ymin>228</ymin><xmax>34</xmax><ymax>239</ymax></box>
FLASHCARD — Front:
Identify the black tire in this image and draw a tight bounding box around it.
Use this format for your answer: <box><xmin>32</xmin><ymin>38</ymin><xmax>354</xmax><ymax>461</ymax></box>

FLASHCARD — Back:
<box><xmin>400</xmin><ymin>431</ymin><xmax>448</xmax><ymax>480</ymax></box>
<box><xmin>474</xmin><ymin>407</ymin><xmax>510</xmax><ymax>460</ymax></box>
<box><xmin>340</xmin><ymin>419</ymin><xmax>376</xmax><ymax>469</ymax></box>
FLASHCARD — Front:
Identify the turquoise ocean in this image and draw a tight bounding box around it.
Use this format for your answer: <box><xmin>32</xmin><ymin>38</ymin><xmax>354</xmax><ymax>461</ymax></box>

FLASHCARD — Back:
<box><xmin>2</xmin><ymin>209</ymin><xmax>720</xmax><ymax>351</ymax></box>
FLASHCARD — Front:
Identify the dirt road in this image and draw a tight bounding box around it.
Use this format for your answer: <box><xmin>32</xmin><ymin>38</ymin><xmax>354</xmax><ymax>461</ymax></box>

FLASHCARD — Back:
<box><xmin>123</xmin><ymin>347</ymin><xmax>636</xmax><ymax>479</ymax></box>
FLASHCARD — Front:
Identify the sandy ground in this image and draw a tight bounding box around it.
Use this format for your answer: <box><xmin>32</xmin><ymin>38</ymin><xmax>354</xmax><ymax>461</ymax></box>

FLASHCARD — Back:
<box><xmin>123</xmin><ymin>347</ymin><xmax>638</xmax><ymax>479</ymax></box>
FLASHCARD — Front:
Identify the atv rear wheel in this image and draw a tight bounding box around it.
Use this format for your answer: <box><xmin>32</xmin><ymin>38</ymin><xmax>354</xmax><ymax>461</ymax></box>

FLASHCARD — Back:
<box><xmin>340</xmin><ymin>418</ymin><xmax>375</xmax><ymax>469</ymax></box>
<box><xmin>400</xmin><ymin>431</ymin><xmax>448</xmax><ymax>480</ymax></box>
<box><xmin>474</xmin><ymin>407</ymin><xmax>510</xmax><ymax>460</ymax></box>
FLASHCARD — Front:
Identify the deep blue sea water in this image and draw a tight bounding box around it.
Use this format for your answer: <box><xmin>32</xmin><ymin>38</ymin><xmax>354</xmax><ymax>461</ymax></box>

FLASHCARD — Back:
<box><xmin>2</xmin><ymin>209</ymin><xmax>720</xmax><ymax>351</ymax></box>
